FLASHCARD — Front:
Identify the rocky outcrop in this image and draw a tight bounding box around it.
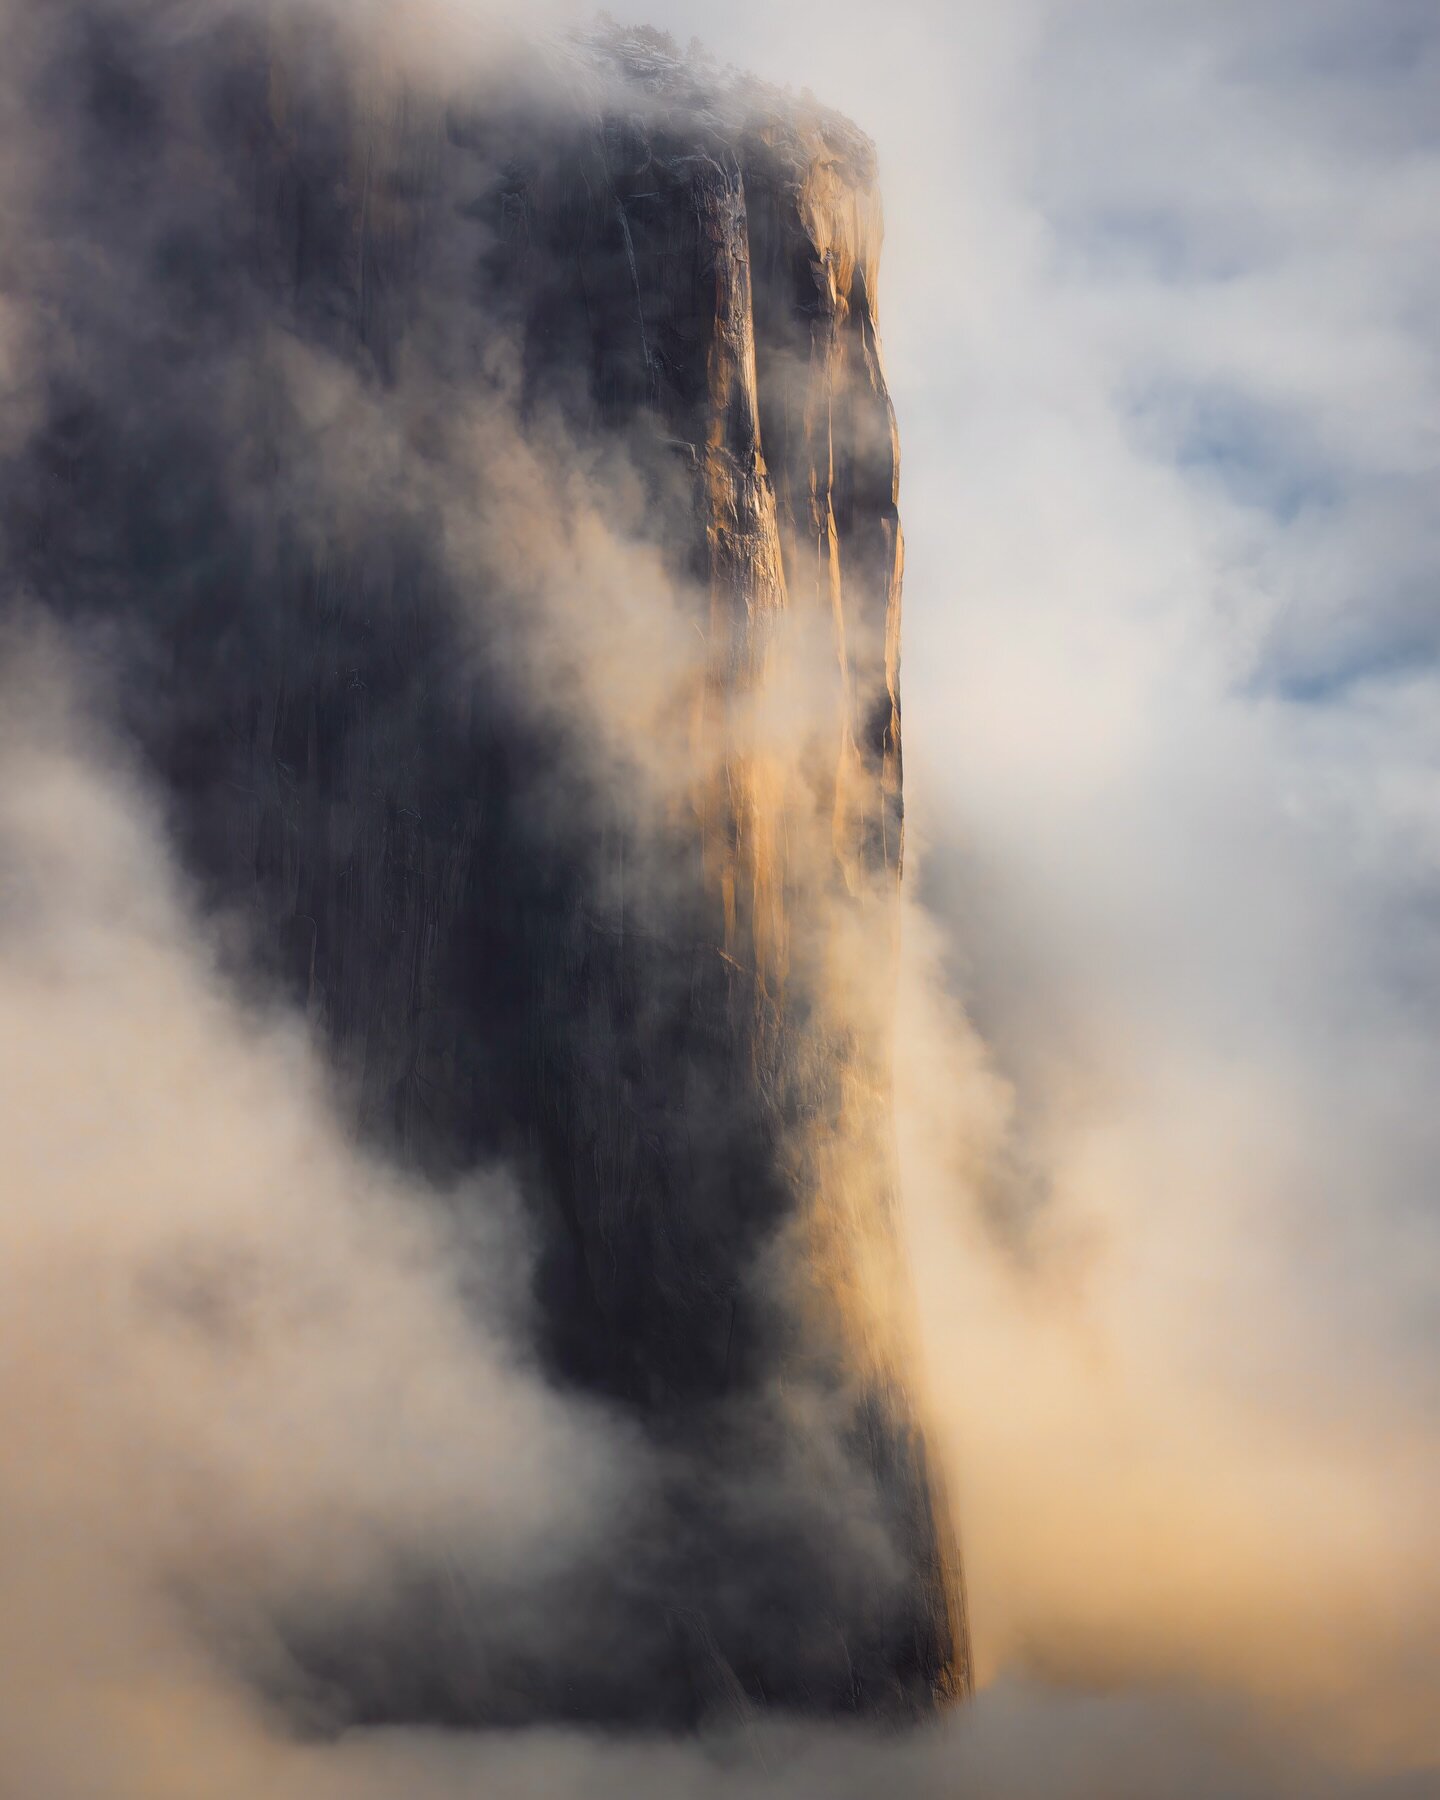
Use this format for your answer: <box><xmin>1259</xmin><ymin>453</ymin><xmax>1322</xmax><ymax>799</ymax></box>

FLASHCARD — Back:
<box><xmin>1</xmin><ymin>11</ymin><xmax>967</xmax><ymax>1728</ymax></box>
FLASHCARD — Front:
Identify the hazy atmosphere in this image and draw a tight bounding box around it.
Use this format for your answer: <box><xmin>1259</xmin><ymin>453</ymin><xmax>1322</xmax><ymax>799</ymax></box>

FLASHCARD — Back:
<box><xmin>638</xmin><ymin>0</ymin><xmax>1440</xmax><ymax>1763</ymax></box>
<box><xmin>1</xmin><ymin>2</ymin><xmax>1436</xmax><ymax>1796</ymax></box>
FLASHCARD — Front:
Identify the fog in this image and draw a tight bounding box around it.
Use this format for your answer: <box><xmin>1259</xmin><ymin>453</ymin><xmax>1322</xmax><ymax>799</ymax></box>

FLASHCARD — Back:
<box><xmin>1</xmin><ymin>1</ymin><xmax>1436</xmax><ymax>1795</ymax></box>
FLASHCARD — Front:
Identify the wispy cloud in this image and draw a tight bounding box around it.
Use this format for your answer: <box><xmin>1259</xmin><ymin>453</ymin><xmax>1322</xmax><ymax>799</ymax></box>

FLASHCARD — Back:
<box><xmin>2</xmin><ymin>0</ymin><xmax>1437</xmax><ymax>1792</ymax></box>
<box><xmin>637</xmin><ymin>0</ymin><xmax>1440</xmax><ymax>1775</ymax></box>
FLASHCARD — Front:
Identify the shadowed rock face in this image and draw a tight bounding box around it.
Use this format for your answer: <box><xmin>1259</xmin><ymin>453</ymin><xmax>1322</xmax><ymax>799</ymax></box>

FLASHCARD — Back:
<box><xmin>2</xmin><ymin>10</ymin><xmax>967</xmax><ymax>1729</ymax></box>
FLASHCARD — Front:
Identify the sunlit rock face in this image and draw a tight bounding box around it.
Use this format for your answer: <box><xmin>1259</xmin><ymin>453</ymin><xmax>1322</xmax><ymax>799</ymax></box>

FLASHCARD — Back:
<box><xmin>3</xmin><ymin>11</ymin><xmax>967</xmax><ymax>1727</ymax></box>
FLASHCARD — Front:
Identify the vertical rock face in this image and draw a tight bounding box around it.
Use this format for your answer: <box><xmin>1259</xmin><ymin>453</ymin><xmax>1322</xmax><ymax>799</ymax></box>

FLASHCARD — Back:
<box><xmin>2</xmin><ymin>13</ymin><xmax>967</xmax><ymax>1728</ymax></box>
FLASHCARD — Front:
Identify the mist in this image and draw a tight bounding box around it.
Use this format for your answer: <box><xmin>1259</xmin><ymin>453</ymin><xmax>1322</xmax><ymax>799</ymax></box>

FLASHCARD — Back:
<box><xmin>1</xmin><ymin>0</ymin><xmax>1437</xmax><ymax>1796</ymax></box>
<box><xmin>632</xmin><ymin>0</ymin><xmax>1440</xmax><ymax>1779</ymax></box>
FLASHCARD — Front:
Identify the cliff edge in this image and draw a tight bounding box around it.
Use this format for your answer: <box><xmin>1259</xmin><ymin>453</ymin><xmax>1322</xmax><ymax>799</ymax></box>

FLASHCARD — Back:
<box><xmin>1</xmin><ymin>8</ymin><xmax>968</xmax><ymax>1727</ymax></box>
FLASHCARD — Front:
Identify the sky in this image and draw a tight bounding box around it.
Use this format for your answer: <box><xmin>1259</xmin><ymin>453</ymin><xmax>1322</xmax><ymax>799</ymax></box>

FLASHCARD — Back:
<box><xmin>628</xmin><ymin>0</ymin><xmax>1440</xmax><ymax>1770</ymax></box>
<box><xmin>1</xmin><ymin>1</ymin><xmax>1437</xmax><ymax>1794</ymax></box>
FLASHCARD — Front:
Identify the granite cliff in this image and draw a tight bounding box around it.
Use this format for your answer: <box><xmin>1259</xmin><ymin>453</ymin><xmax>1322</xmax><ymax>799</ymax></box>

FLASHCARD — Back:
<box><xmin>1</xmin><ymin>8</ymin><xmax>968</xmax><ymax>1728</ymax></box>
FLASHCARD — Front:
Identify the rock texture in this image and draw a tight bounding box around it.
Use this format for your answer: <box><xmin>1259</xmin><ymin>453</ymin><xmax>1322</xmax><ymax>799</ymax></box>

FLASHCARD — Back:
<box><xmin>1</xmin><ymin>12</ymin><xmax>968</xmax><ymax>1728</ymax></box>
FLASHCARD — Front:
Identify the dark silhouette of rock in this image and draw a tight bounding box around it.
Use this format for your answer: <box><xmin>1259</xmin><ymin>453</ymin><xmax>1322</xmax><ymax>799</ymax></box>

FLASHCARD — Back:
<box><xmin>1</xmin><ymin>6</ymin><xmax>968</xmax><ymax>1729</ymax></box>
